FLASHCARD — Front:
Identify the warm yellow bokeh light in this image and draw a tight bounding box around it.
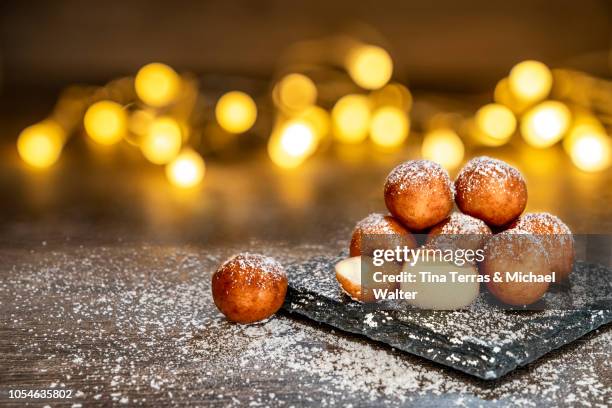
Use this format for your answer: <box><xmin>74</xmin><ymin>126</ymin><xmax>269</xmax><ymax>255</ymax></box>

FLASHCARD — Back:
<box><xmin>268</xmin><ymin>120</ymin><xmax>317</xmax><ymax>169</ymax></box>
<box><xmin>493</xmin><ymin>77</ymin><xmax>511</xmax><ymax>105</ymax></box>
<box><xmin>135</xmin><ymin>63</ymin><xmax>181</xmax><ymax>107</ymax></box>
<box><xmin>475</xmin><ymin>103</ymin><xmax>516</xmax><ymax>146</ymax></box>
<box><xmin>273</xmin><ymin>73</ymin><xmax>317</xmax><ymax>113</ymax></box>
<box><xmin>165</xmin><ymin>149</ymin><xmax>205</xmax><ymax>188</ymax></box>
<box><xmin>332</xmin><ymin>94</ymin><xmax>371</xmax><ymax>143</ymax></box>
<box><xmin>128</xmin><ymin>109</ymin><xmax>156</xmax><ymax>137</ymax></box>
<box><xmin>421</xmin><ymin>128</ymin><xmax>465</xmax><ymax>170</ymax></box>
<box><xmin>141</xmin><ymin>116</ymin><xmax>182</xmax><ymax>164</ymax></box>
<box><xmin>370</xmin><ymin>83</ymin><xmax>412</xmax><ymax>111</ymax></box>
<box><xmin>346</xmin><ymin>45</ymin><xmax>393</xmax><ymax>90</ymax></box>
<box><xmin>280</xmin><ymin>121</ymin><xmax>317</xmax><ymax>156</ymax></box>
<box><xmin>520</xmin><ymin>101</ymin><xmax>571</xmax><ymax>148</ymax></box>
<box><xmin>83</xmin><ymin>101</ymin><xmax>126</xmax><ymax>145</ymax></box>
<box><xmin>369</xmin><ymin>106</ymin><xmax>409</xmax><ymax>148</ymax></box>
<box><xmin>563</xmin><ymin>113</ymin><xmax>605</xmax><ymax>154</ymax></box>
<box><xmin>297</xmin><ymin>106</ymin><xmax>330</xmax><ymax>140</ymax></box>
<box><xmin>494</xmin><ymin>77</ymin><xmax>530</xmax><ymax>114</ymax></box>
<box><xmin>269</xmin><ymin>139</ymin><xmax>304</xmax><ymax>169</ymax></box>
<box><xmin>17</xmin><ymin>121</ymin><xmax>65</xmax><ymax>168</ymax></box>
<box><xmin>508</xmin><ymin>60</ymin><xmax>553</xmax><ymax>103</ymax></box>
<box><xmin>215</xmin><ymin>91</ymin><xmax>257</xmax><ymax>134</ymax></box>
<box><xmin>569</xmin><ymin>132</ymin><xmax>611</xmax><ymax>172</ymax></box>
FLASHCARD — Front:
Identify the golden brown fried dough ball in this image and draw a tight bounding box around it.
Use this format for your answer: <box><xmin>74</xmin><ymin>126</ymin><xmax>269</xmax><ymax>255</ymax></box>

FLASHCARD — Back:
<box><xmin>510</xmin><ymin>212</ymin><xmax>574</xmax><ymax>280</ymax></box>
<box><xmin>349</xmin><ymin>213</ymin><xmax>417</xmax><ymax>257</ymax></box>
<box><xmin>427</xmin><ymin>212</ymin><xmax>492</xmax><ymax>252</ymax></box>
<box><xmin>455</xmin><ymin>156</ymin><xmax>527</xmax><ymax>227</ymax></box>
<box><xmin>212</xmin><ymin>253</ymin><xmax>287</xmax><ymax>324</ymax></box>
<box><xmin>384</xmin><ymin>160</ymin><xmax>454</xmax><ymax>230</ymax></box>
<box><xmin>481</xmin><ymin>231</ymin><xmax>550</xmax><ymax>306</ymax></box>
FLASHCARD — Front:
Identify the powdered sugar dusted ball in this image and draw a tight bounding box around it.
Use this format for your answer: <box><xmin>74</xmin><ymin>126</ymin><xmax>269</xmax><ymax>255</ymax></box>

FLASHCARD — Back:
<box><xmin>481</xmin><ymin>230</ymin><xmax>550</xmax><ymax>306</ymax></box>
<box><xmin>510</xmin><ymin>212</ymin><xmax>574</xmax><ymax>280</ymax></box>
<box><xmin>455</xmin><ymin>156</ymin><xmax>527</xmax><ymax>227</ymax></box>
<box><xmin>349</xmin><ymin>213</ymin><xmax>417</xmax><ymax>257</ymax></box>
<box><xmin>384</xmin><ymin>160</ymin><xmax>454</xmax><ymax>230</ymax></box>
<box><xmin>428</xmin><ymin>212</ymin><xmax>491</xmax><ymax>235</ymax></box>
<box><xmin>427</xmin><ymin>212</ymin><xmax>492</xmax><ymax>252</ymax></box>
<box><xmin>212</xmin><ymin>253</ymin><xmax>288</xmax><ymax>324</ymax></box>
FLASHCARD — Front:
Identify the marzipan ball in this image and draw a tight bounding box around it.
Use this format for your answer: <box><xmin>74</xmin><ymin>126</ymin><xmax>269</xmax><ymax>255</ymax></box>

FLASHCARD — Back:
<box><xmin>427</xmin><ymin>212</ymin><xmax>492</xmax><ymax>252</ymax></box>
<box><xmin>349</xmin><ymin>213</ymin><xmax>417</xmax><ymax>257</ymax></box>
<box><xmin>335</xmin><ymin>256</ymin><xmax>400</xmax><ymax>303</ymax></box>
<box><xmin>455</xmin><ymin>156</ymin><xmax>527</xmax><ymax>227</ymax></box>
<box><xmin>212</xmin><ymin>253</ymin><xmax>288</xmax><ymax>324</ymax></box>
<box><xmin>384</xmin><ymin>160</ymin><xmax>454</xmax><ymax>230</ymax></box>
<box><xmin>401</xmin><ymin>259</ymin><xmax>480</xmax><ymax>310</ymax></box>
<box><xmin>510</xmin><ymin>212</ymin><xmax>574</xmax><ymax>280</ymax></box>
<box><xmin>481</xmin><ymin>231</ymin><xmax>550</xmax><ymax>306</ymax></box>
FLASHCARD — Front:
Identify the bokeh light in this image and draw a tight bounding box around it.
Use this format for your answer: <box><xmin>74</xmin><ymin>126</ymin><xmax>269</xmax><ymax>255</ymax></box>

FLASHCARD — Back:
<box><xmin>563</xmin><ymin>112</ymin><xmax>605</xmax><ymax>154</ymax></box>
<box><xmin>297</xmin><ymin>106</ymin><xmax>330</xmax><ymax>141</ymax></box>
<box><xmin>520</xmin><ymin>101</ymin><xmax>571</xmax><ymax>148</ymax></box>
<box><xmin>273</xmin><ymin>73</ymin><xmax>317</xmax><ymax>113</ymax></box>
<box><xmin>215</xmin><ymin>91</ymin><xmax>257</xmax><ymax>134</ymax></box>
<box><xmin>346</xmin><ymin>45</ymin><xmax>393</xmax><ymax>90</ymax></box>
<box><xmin>128</xmin><ymin>109</ymin><xmax>156</xmax><ymax>138</ymax></box>
<box><xmin>141</xmin><ymin>116</ymin><xmax>182</xmax><ymax>164</ymax></box>
<box><xmin>280</xmin><ymin>121</ymin><xmax>317</xmax><ymax>156</ymax></box>
<box><xmin>268</xmin><ymin>120</ymin><xmax>317</xmax><ymax>168</ymax></box>
<box><xmin>494</xmin><ymin>77</ymin><xmax>530</xmax><ymax>114</ymax></box>
<box><xmin>421</xmin><ymin>128</ymin><xmax>465</xmax><ymax>170</ymax></box>
<box><xmin>508</xmin><ymin>60</ymin><xmax>552</xmax><ymax>104</ymax></box>
<box><xmin>83</xmin><ymin>100</ymin><xmax>127</xmax><ymax>145</ymax></box>
<box><xmin>475</xmin><ymin>103</ymin><xmax>516</xmax><ymax>146</ymax></box>
<box><xmin>135</xmin><ymin>63</ymin><xmax>181</xmax><ymax>107</ymax></box>
<box><xmin>369</xmin><ymin>106</ymin><xmax>409</xmax><ymax>148</ymax></box>
<box><xmin>569</xmin><ymin>132</ymin><xmax>611</xmax><ymax>172</ymax></box>
<box><xmin>165</xmin><ymin>148</ymin><xmax>205</xmax><ymax>188</ymax></box>
<box><xmin>370</xmin><ymin>83</ymin><xmax>412</xmax><ymax>111</ymax></box>
<box><xmin>332</xmin><ymin>94</ymin><xmax>371</xmax><ymax>143</ymax></box>
<box><xmin>17</xmin><ymin>121</ymin><xmax>65</xmax><ymax>168</ymax></box>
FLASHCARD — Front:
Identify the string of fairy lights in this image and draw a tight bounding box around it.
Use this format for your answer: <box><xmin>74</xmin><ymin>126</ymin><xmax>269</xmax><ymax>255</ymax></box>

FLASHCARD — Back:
<box><xmin>15</xmin><ymin>42</ymin><xmax>612</xmax><ymax>188</ymax></box>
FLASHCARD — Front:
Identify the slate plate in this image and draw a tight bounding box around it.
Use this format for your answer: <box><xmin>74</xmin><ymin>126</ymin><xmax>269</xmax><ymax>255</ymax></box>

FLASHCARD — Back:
<box><xmin>282</xmin><ymin>255</ymin><xmax>612</xmax><ymax>380</ymax></box>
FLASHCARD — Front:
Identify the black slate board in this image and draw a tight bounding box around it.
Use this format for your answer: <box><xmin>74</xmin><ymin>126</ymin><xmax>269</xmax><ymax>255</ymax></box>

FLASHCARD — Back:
<box><xmin>282</xmin><ymin>255</ymin><xmax>612</xmax><ymax>380</ymax></box>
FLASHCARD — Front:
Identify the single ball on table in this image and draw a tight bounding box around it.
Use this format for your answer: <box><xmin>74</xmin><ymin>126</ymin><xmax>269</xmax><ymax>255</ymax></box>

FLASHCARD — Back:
<box><xmin>384</xmin><ymin>160</ymin><xmax>454</xmax><ymax>230</ymax></box>
<box><xmin>426</xmin><ymin>212</ymin><xmax>492</xmax><ymax>252</ymax></box>
<box><xmin>454</xmin><ymin>156</ymin><xmax>527</xmax><ymax>227</ymax></box>
<box><xmin>481</xmin><ymin>230</ymin><xmax>551</xmax><ymax>306</ymax></box>
<box><xmin>212</xmin><ymin>253</ymin><xmax>288</xmax><ymax>324</ymax></box>
<box><xmin>510</xmin><ymin>212</ymin><xmax>575</xmax><ymax>281</ymax></box>
<box><xmin>349</xmin><ymin>213</ymin><xmax>417</xmax><ymax>257</ymax></box>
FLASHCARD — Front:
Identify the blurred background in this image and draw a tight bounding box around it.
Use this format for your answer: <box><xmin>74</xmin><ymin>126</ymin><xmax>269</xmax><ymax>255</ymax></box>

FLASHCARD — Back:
<box><xmin>1</xmin><ymin>1</ymin><xmax>611</xmax><ymax>90</ymax></box>
<box><xmin>0</xmin><ymin>0</ymin><xmax>611</xmax><ymax>246</ymax></box>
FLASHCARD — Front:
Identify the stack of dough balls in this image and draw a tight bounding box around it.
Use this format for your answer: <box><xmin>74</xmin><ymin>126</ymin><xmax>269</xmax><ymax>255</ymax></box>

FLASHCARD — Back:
<box><xmin>338</xmin><ymin>156</ymin><xmax>574</xmax><ymax>308</ymax></box>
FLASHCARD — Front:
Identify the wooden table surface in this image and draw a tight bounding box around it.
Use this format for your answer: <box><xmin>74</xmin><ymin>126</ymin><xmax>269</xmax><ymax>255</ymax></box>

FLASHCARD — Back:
<box><xmin>0</xmin><ymin>141</ymin><xmax>610</xmax><ymax>407</ymax></box>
